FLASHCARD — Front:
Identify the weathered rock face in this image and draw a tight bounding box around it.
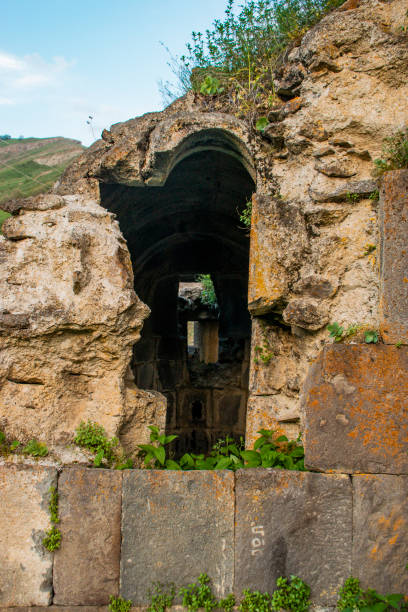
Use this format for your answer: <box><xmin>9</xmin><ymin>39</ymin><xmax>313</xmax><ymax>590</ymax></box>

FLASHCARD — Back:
<box><xmin>0</xmin><ymin>0</ymin><xmax>407</xmax><ymax>451</ymax></box>
<box><xmin>0</xmin><ymin>193</ymin><xmax>164</xmax><ymax>448</ymax></box>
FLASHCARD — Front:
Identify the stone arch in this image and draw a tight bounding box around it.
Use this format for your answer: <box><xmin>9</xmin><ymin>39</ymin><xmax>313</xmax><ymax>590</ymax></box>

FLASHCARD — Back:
<box><xmin>98</xmin><ymin>127</ymin><xmax>256</xmax><ymax>455</ymax></box>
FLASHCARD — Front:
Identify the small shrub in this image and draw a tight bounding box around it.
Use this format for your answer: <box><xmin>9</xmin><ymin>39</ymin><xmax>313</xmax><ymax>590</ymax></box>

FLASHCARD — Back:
<box><xmin>179</xmin><ymin>573</ymin><xmax>218</xmax><ymax>611</ymax></box>
<box><xmin>219</xmin><ymin>593</ymin><xmax>236</xmax><ymax>611</ymax></box>
<box><xmin>74</xmin><ymin>421</ymin><xmax>118</xmax><ymax>466</ymax></box>
<box><xmin>239</xmin><ymin>588</ymin><xmax>272</xmax><ymax>611</ymax></box>
<box><xmin>270</xmin><ymin>575</ymin><xmax>310</xmax><ymax>612</ymax></box>
<box><xmin>200</xmin><ymin>75</ymin><xmax>224</xmax><ymax>95</ymax></box>
<box><xmin>337</xmin><ymin>576</ymin><xmax>407</xmax><ymax>611</ymax></box>
<box><xmin>374</xmin><ymin>126</ymin><xmax>408</xmax><ymax>176</ymax></box>
<box><xmin>23</xmin><ymin>439</ymin><xmax>48</xmax><ymax>457</ymax></box>
<box><xmin>147</xmin><ymin>582</ymin><xmax>176</xmax><ymax>612</ymax></box>
<box><xmin>108</xmin><ymin>595</ymin><xmax>132</xmax><ymax>612</ymax></box>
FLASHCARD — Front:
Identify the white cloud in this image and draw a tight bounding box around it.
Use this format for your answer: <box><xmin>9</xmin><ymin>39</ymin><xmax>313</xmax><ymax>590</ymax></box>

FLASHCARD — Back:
<box><xmin>0</xmin><ymin>97</ymin><xmax>14</xmax><ymax>105</ymax></box>
<box><xmin>0</xmin><ymin>52</ymin><xmax>25</xmax><ymax>72</ymax></box>
<box><xmin>0</xmin><ymin>50</ymin><xmax>72</xmax><ymax>94</ymax></box>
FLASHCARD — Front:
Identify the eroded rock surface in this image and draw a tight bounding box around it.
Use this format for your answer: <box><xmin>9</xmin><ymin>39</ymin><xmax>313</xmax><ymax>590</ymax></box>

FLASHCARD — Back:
<box><xmin>0</xmin><ymin>194</ymin><xmax>164</xmax><ymax>449</ymax></box>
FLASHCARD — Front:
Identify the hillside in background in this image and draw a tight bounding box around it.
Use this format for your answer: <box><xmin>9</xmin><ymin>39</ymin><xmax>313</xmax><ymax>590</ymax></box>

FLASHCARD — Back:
<box><xmin>0</xmin><ymin>137</ymin><xmax>85</xmax><ymax>206</ymax></box>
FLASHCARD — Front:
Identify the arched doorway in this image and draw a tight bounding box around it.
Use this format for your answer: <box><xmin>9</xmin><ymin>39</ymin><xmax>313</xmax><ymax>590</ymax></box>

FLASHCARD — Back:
<box><xmin>100</xmin><ymin>129</ymin><xmax>255</xmax><ymax>455</ymax></box>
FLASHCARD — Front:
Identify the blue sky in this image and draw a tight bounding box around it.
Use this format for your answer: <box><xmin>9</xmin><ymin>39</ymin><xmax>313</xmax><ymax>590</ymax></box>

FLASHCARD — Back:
<box><xmin>1</xmin><ymin>0</ymin><xmax>227</xmax><ymax>145</ymax></box>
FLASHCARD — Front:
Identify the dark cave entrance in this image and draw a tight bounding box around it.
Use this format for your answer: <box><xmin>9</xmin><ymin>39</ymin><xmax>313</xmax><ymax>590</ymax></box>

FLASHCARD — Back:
<box><xmin>100</xmin><ymin>131</ymin><xmax>255</xmax><ymax>456</ymax></box>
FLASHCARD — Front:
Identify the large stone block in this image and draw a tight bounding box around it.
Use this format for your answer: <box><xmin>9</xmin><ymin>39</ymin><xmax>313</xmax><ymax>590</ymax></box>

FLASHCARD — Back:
<box><xmin>234</xmin><ymin>469</ymin><xmax>351</xmax><ymax>606</ymax></box>
<box><xmin>353</xmin><ymin>474</ymin><xmax>408</xmax><ymax>593</ymax></box>
<box><xmin>248</xmin><ymin>194</ymin><xmax>308</xmax><ymax>315</ymax></box>
<box><xmin>380</xmin><ymin>170</ymin><xmax>408</xmax><ymax>344</ymax></box>
<box><xmin>303</xmin><ymin>344</ymin><xmax>408</xmax><ymax>474</ymax></box>
<box><xmin>0</xmin><ymin>465</ymin><xmax>57</xmax><ymax>607</ymax></box>
<box><xmin>121</xmin><ymin>470</ymin><xmax>234</xmax><ymax>605</ymax></box>
<box><xmin>53</xmin><ymin>468</ymin><xmax>122</xmax><ymax>605</ymax></box>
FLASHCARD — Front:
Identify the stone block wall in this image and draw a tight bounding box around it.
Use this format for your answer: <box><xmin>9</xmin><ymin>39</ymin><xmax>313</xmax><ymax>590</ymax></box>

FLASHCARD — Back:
<box><xmin>1</xmin><ymin>465</ymin><xmax>408</xmax><ymax>609</ymax></box>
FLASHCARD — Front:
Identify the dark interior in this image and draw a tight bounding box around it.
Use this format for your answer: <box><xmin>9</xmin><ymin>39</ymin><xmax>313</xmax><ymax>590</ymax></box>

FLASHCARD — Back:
<box><xmin>100</xmin><ymin>133</ymin><xmax>255</xmax><ymax>455</ymax></box>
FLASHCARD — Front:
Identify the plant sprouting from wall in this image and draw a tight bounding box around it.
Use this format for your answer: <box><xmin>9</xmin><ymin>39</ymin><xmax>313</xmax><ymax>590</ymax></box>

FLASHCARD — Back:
<box><xmin>74</xmin><ymin>421</ymin><xmax>133</xmax><ymax>469</ymax></box>
<box><xmin>42</xmin><ymin>485</ymin><xmax>61</xmax><ymax>552</ymax></box>
<box><xmin>137</xmin><ymin>428</ymin><xmax>305</xmax><ymax>472</ymax></box>
<box><xmin>161</xmin><ymin>0</ymin><xmax>346</xmax><ymax>117</ymax></box>
<box><xmin>196</xmin><ymin>273</ymin><xmax>218</xmax><ymax>306</ymax></box>
<box><xmin>374</xmin><ymin>126</ymin><xmax>408</xmax><ymax>176</ymax></box>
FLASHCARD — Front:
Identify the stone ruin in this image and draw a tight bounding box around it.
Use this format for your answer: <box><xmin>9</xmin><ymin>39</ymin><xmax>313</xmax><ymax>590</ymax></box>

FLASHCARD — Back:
<box><xmin>0</xmin><ymin>0</ymin><xmax>408</xmax><ymax>606</ymax></box>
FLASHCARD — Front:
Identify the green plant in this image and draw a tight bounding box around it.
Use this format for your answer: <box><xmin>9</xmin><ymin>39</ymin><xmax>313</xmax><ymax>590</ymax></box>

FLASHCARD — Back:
<box><xmin>327</xmin><ymin>322</ymin><xmax>344</xmax><ymax>341</ymax></box>
<box><xmin>42</xmin><ymin>525</ymin><xmax>61</xmax><ymax>552</ymax></box>
<box><xmin>337</xmin><ymin>576</ymin><xmax>407</xmax><ymax>611</ymax></box>
<box><xmin>10</xmin><ymin>440</ymin><xmax>20</xmax><ymax>450</ymax></box>
<box><xmin>42</xmin><ymin>485</ymin><xmax>61</xmax><ymax>552</ymax></box>
<box><xmin>74</xmin><ymin>421</ymin><xmax>119</xmax><ymax>467</ymax></box>
<box><xmin>239</xmin><ymin>200</ymin><xmax>253</xmax><ymax>228</ymax></box>
<box><xmin>254</xmin><ymin>320</ymin><xmax>275</xmax><ymax>365</ymax></box>
<box><xmin>364</xmin><ymin>330</ymin><xmax>379</xmax><ymax>344</ymax></box>
<box><xmin>346</xmin><ymin>192</ymin><xmax>360</xmax><ymax>203</ymax></box>
<box><xmin>147</xmin><ymin>582</ymin><xmax>176</xmax><ymax>612</ymax></box>
<box><xmin>138</xmin><ymin>425</ymin><xmax>178</xmax><ymax>469</ymax></box>
<box><xmin>138</xmin><ymin>429</ymin><xmax>305</xmax><ymax>472</ymax></box>
<box><xmin>163</xmin><ymin>0</ymin><xmax>345</xmax><ymax>119</ymax></box>
<box><xmin>271</xmin><ymin>575</ymin><xmax>310</xmax><ymax>612</ymax></box>
<box><xmin>219</xmin><ymin>593</ymin><xmax>236</xmax><ymax>611</ymax></box>
<box><xmin>196</xmin><ymin>273</ymin><xmax>217</xmax><ymax>306</ymax></box>
<box><xmin>23</xmin><ymin>439</ymin><xmax>48</xmax><ymax>457</ymax></box>
<box><xmin>179</xmin><ymin>573</ymin><xmax>218</xmax><ymax>611</ymax></box>
<box><xmin>374</xmin><ymin>126</ymin><xmax>408</xmax><ymax>177</ymax></box>
<box><xmin>256</xmin><ymin>117</ymin><xmax>269</xmax><ymax>132</ymax></box>
<box><xmin>369</xmin><ymin>189</ymin><xmax>380</xmax><ymax>201</ymax></box>
<box><xmin>108</xmin><ymin>595</ymin><xmax>132</xmax><ymax>612</ymax></box>
<box><xmin>239</xmin><ymin>588</ymin><xmax>272</xmax><ymax>611</ymax></box>
<box><xmin>200</xmin><ymin>75</ymin><xmax>224</xmax><ymax>95</ymax></box>
<box><xmin>364</xmin><ymin>243</ymin><xmax>376</xmax><ymax>256</ymax></box>
<box><xmin>48</xmin><ymin>485</ymin><xmax>59</xmax><ymax>524</ymax></box>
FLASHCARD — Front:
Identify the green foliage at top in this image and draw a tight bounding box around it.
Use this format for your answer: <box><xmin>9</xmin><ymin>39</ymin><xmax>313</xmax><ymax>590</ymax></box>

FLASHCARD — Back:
<box><xmin>138</xmin><ymin>428</ymin><xmax>305</xmax><ymax>472</ymax></box>
<box><xmin>108</xmin><ymin>596</ymin><xmax>132</xmax><ymax>612</ymax></box>
<box><xmin>271</xmin><ymin>576</ymin><xmax>310</xmax><ymax>612</ymax></box>
<box><xmin>196</xmin><ymin>273</ymin><xmax>218</xmax><ymax>306</ymax></box>
<box><xmin>374</xmin><ymin>126</ymin><xmax>408</xmax><ymax>177</ymax></box>
<box><xmin>23</xmin><ymin>439</ymin><xmax>48</xmax><ymax>457</ymax></box>
<box><xmin>337</xmin><ymin>576</ymin><xmax>407</xmax><ymax>612</ymax></box>
<box><xmin>161</xmin><ymin>0</ymin><xmax>345</xmax><ymax>115</ymax></box>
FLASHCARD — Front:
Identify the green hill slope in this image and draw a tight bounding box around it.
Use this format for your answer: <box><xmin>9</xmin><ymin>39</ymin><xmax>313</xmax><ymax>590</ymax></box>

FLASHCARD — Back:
<box><xmin>0</xmin><ymin>136</ymin><xmax>85</xmax><ymax>206</ymax></box>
